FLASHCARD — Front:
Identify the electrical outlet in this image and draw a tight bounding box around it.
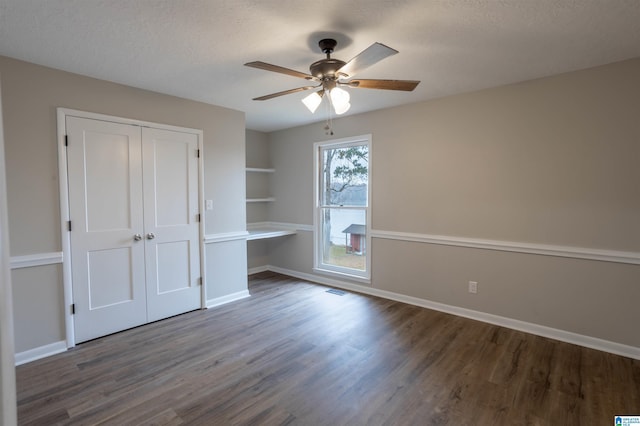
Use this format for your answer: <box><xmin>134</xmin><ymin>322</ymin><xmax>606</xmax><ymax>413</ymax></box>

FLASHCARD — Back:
<box><xmin>205</xmin><ymin>200</ymin><xmax>213</xmax><ymax>210</ymax></box>
<box><xmin>468</xmin><ymin>281</ymin><xmax>478</xmax><ymax>294</ymax></box>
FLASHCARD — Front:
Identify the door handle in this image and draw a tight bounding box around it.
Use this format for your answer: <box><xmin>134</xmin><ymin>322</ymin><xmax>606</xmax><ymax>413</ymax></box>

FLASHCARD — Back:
<box><xmin>133</xmin><ymin>233</ymin><xmax>142</xmax><ymax>241</ymax></box>
<box><xmin>146</xmin><ymin>232</ymin><xmax>155</xmax><ymax>240</ymax></box>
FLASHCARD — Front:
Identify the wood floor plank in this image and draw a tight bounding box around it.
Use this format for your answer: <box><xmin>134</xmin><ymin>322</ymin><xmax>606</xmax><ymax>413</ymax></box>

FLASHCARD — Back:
<box><xmin>16</xmin><ymin>271</ymin><xmax>640</xmax><ymax>425</ymax></box>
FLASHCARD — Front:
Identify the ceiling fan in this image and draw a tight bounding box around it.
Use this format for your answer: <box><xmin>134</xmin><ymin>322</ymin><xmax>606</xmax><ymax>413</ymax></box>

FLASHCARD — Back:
<box><xmin>245</xmin><ymin>38</ymin><xmax>420</xmax><ymax>115</ymax></box>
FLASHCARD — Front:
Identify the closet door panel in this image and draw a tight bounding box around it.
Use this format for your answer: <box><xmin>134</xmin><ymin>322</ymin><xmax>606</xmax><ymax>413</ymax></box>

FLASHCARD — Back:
<box><xmin>142</xmin><ymin>127</ymin><xmax>201</xmax><ymax>322</ymax></box>
<box><xmin>66</xmin><ymin>116</ymin><xmax>147</xmax><ymax>343</ymax></box>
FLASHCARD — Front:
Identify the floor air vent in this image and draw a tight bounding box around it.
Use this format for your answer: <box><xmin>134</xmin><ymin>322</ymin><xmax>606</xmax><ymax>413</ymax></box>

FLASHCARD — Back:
<box><xmin>326</xmin><ymin>289</ymin><xmax>346</xmax><ymax>296</ymax></box>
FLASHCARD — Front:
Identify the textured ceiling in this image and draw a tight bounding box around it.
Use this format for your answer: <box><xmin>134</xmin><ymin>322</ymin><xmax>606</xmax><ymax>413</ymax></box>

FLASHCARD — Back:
<box><xmin>1</xmin><ymin>0</ymin><xmax>640</xmax><ymax>132</ymax></box>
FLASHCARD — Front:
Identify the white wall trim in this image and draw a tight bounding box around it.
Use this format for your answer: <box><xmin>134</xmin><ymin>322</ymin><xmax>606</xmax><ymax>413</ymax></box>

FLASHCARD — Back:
<box><xmin>311</xmin><ymin>267</ymin><xmax>371</xmax><ymax>285</ymax></box>
<box><xmin>15</xmin><ymin>341</ymin><xmax>67</xmax><ymax>366</ymax></box>
<box><xmin>58</xmin><ymin>108</ymin><xmax>203</xmax><ymax>136</ymax></box>
<box><xmin>204</xmin><ymin>231</ymin><xmax>250</xmax><ymax>244</ymax></box>
<box><xmin>206</xmin><ymin>290</ymin><xmax>250</xmax><ymax>308</ymax></box>
<box><xmin>251</xmin><ymin>224</ymin><xmax>640</xmax><ymax>264</ymax></box>
<box><xmin>57</xmin><ymin>109</ymin><xmax>76</xmax><ymax>348</ymax></box>
<box><xmin>262</xmin><ymin>266</ymin><xmax>640</xmax><ymax>360</ymax></box>
<box><xmin>248</xmin><ymin>265</ymin><xmax>270</xmax><ymax>275</ymax></box>
<box><xmin>371</xmin><ymin>229</ymin><xmax>640</xmax><ymax>266</ymax></box>
<box><xmin>9</xmin><ymin>251</ymin><xmax>63</xmax><ymax>269</ymax></box>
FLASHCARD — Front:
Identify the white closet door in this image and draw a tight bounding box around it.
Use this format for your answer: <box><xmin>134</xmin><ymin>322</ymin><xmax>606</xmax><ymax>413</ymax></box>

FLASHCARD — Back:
<box><xmin>142</xmin><ymin>127</ymin><xmax>201</xmax><ymax>322</ymax></box>
<box><xmin>67</xmin><ymin>117</ymin><xmax>147</xmax><ymax>343</ymax></box>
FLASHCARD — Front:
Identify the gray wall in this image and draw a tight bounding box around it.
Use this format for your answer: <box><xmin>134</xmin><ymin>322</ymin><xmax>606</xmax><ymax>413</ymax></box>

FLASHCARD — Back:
<box><xmin>260</xmin><ymin>58</ymin><xmax>640</xmax><ymax>348</ymax></box>
<box><xmin>1</xmin><ymin>56</ymin><xmax>248</xmax><ymax>353</ymax></box>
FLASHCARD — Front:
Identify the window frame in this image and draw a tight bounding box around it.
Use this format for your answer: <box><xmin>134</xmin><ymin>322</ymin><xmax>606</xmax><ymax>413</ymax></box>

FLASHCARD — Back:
<box><xmin>313</xmin><ymin>134</ymin><xmax>371</xmax><ymax>283</ymax></box>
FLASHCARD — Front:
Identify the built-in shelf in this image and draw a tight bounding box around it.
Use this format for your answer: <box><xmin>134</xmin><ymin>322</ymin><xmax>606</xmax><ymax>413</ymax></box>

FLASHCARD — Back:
<box><xmin>246</xmin><ymin>197</ymin><xmax>275</xmax><ymax>203</ymax></box>
<box><xmin>246</xmin><ymin>167</ymin><xmax>275</xmax><ymax>173</ymax></box>
<box><xmin>246</xmin><ymin>167</ymin><xmax>274</xmax><ymax>203</ymax></box>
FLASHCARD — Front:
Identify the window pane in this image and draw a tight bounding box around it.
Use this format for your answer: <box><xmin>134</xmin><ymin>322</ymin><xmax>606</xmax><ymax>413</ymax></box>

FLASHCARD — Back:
<box><xmin>320</xmin><ymin>208</ymin><xmax>366</xmax><ymax>271</ymax></box>
<box><xmin>321</xmin><ymin>145</ymin><xmax>368</xmax><ymax>207</ymax></box>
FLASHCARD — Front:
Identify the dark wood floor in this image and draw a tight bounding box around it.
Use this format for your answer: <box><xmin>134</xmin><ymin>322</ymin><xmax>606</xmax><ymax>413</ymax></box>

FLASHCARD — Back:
<box><xmin>16</xmin><ymin>272</ymin><xmax>640</xmax><ymax>425</ymax></box>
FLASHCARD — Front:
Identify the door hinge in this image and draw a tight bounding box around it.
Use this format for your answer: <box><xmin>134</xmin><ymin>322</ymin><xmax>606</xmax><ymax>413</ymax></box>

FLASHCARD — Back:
<box><xmin>71</xmin><ymin>303</ymin><xmax>75</xmax><ymax>315</ymax></box>
<box><xmin>196</xmin><ymin>149</ymin><xmax>200</xmax><ymax>158</ymax></box>
<box><xmin>65</xmin><ymin>135</ymin><xmax>69</xmax><ymax>146</ymax></box>
<box><xmin>198</xmin><ymin>277</ymin><xmax>203</xmax><ymax>286</ymax></box>
<box><xmin>196</xmin><ymin>213</ymin><xmax>201</xmax><ymax>222</ymax></box>
<box><xmin>67</xmin><ymin>220</ymin><xmax>72</xmax><ymax>231</ymax></box>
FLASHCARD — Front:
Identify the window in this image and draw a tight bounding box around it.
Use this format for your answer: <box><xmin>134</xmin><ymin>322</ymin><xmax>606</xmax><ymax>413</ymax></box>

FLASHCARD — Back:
<box><xmin>314</xmin><ymin>135</ymin><xmax>370</xmax><ymax>281</ymax></box>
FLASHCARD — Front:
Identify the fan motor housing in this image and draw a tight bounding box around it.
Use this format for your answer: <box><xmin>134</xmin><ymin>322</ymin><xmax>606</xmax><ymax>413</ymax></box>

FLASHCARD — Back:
<box><xmin>309</xmin><ymin>59</ymin><xmax>346</xmax><ymax>80</ymax></box>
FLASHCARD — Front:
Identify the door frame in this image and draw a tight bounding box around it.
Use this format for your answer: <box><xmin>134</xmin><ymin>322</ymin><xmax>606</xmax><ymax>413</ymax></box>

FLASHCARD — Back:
<box><xmin>57</xmin><ymin>108</ymin><xmax>206</xmax><ymax>348</ymax></box>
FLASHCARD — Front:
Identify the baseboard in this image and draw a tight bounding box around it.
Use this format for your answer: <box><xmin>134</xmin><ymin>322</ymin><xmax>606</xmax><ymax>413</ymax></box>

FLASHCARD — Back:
<box><xmin>16</xmin><ymin>291</ymin><xmax>252</xmax><ymax>365</ymax></box>
<box><xmin>264</xmin><ymin>265</ymin><xmax>640</xmax><ymax>360</ymax></box>
<box><xmin>206</xmin><ymin>290</ymin><xmax>251</xmax><ymax>308</ymax></box>
<box><xmin>15</xmin><ymin>340</ymin><xmax>67</xmax><ymax>366</ymax></box>
<box><xmin>248</xmin><ymin>265</ymin><xmax>269</xmax><ymax>275</ymax></box>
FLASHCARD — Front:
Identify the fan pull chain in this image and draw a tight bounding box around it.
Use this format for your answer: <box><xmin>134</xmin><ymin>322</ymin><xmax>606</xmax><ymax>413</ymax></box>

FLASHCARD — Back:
<box><xmin>324</xmin><ymin>91</ymin><xmax>334</xmax><ymax>136</ymax></box>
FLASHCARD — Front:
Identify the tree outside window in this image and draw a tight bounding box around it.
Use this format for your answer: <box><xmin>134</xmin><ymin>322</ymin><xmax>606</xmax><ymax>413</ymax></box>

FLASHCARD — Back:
<box><xmin>316</xmin><ymin>137</ymin><xmax>370</xmax><ymax>279</ymax></box>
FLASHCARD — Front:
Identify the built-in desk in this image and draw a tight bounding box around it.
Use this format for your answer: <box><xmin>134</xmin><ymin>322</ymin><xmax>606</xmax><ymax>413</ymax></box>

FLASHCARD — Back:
<box><xmin>246</xmin><ymin>225</ymin><xmax>296</xmax><ymax>241</ymax></box>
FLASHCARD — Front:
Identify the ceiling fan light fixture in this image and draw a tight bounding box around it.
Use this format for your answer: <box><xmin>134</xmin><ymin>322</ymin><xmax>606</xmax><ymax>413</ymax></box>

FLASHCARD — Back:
<box><xmin>333</xmin><ymin>101</ymin><xmax>351</xmax><ymax>115</ymax></box>
<box><xmin>330</xmin><ymin>87</ymin><xmax>351</xmax><ymax>115</ymax></box>
<box><xmin>246</xmin><ymin>38</ymin><xmax>418</xmax><ymax>123</ymax></box>
<box><xmin>302</xmin><ymin>90</ymin><xmax>323</xmax><ymax>113</ymax></box>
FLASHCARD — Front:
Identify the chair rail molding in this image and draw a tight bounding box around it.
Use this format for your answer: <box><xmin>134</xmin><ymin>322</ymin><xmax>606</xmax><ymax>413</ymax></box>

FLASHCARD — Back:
<box><xmin>10</xmin><ymin>252</ymin><xmax>64</xmax><ymax>269</ymax></box>
<box><xmin>371</xmin><ymin>230</ymin><xmax>640</xmax><ymax>266</ymax></box>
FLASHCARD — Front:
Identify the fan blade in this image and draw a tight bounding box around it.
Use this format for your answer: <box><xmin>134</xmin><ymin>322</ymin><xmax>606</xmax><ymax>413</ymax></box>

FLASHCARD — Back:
<box><xmin>252</xmin><ymin>86</ymin><xmax>317</xmax><ymax>101</ymax></box>
<box><xmin>348</xmin><ymin>79</ymin><xmax>420</xmax><ymax>91</ymax></box>
<box><xmin>337</xmin><ymin>43</ymin><xmax>398</xmax><ymax>78</ymax></box>
<box><xmin>245</xmin><ymin>61</ymin><xmax>318</xmax><ymax>81</ymax></box>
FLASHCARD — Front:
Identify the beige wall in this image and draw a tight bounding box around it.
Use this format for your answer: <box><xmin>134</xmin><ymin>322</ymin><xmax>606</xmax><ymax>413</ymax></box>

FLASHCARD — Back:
<box><xmin>372</xmin><ymin>239</ymin><xmax>639</xmax><ymax>346</ymax></box>
<box><xmin>10</xmin><ymin>265</ymin><xmax>64</xmax><ymax>350</ymax></box>
<box><xmin>1</xmin><ymin>56</ymin><xmax>248</xmax><ymax>353</ymax></box>
<box><xmin>264</xmin><ymin>58</ymin><xmax>640</xmax><ymax>348</ymax></box>
<box><xmin>246</xmin><ymin>129</ymin><xmax>270</xmax><ymax>170</ymax></box>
